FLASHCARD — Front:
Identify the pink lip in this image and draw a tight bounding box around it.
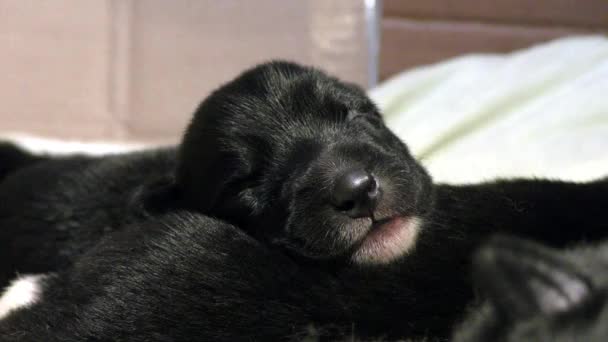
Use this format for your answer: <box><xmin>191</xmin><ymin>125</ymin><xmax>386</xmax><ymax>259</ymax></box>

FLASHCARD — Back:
<box><xmin>351</xmin><ymin>216</ymin><xmax>422</xmax><ymax>265</ymax></box>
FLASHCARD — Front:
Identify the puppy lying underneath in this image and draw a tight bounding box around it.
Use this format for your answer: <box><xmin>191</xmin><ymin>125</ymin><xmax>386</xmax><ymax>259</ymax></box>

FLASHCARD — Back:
<box><xmin>453</xmin><ymin>235</ymin><xmax>608</xmax><ymax>341</ymax></box>
<box><xmin>0</xmin><ymin>61</ymin><xmax>607</xmax><ymax>341</ymax></box>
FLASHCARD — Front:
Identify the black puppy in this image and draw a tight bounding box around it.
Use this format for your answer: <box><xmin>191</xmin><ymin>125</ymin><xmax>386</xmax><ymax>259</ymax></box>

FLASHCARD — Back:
<box><xmin>453</xmin><ymin>235</ymin><xmax>608</xmax><ymax>341</ymax></box>
<box><xmin>176</xmin><ymin>61</ymin><xmax>433</xmax><ymax>264</ymax></box>
<box><xmin>0</xmin><ymin>61</ymin><xmax>606</xmax><ymax>340</ymax></box>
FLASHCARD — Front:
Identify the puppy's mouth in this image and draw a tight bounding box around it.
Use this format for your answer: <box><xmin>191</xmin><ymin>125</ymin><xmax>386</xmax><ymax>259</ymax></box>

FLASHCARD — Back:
<box><xmin>351</xmin><ymin>216</ymin><xmax>422</xmax><ymax>265</ymax></box>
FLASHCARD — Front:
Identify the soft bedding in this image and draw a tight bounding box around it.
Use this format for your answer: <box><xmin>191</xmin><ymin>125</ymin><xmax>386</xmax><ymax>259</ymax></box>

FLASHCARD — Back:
<box><xmin>371</xmin><ymin>35</ymin><xmax>608</xmax><ymax>183</ymax></box>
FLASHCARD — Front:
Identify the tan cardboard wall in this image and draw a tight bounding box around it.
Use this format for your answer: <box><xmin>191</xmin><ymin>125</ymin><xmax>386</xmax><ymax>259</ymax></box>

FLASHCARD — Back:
<box><xmin>0</xmin><ymin>0</ymin><xmax>374</xmax><ymax>143</ymax></box>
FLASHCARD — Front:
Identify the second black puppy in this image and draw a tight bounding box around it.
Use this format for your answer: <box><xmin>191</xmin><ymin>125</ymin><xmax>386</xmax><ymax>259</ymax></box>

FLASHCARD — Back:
<box><xmin>453</xmin><ymin>235</ymin><xmax>608</xmax><ymax>341</ymax></box>
<box><xmin>0</xmin><ymin>61</ymin><xmax>607</xmax><ymax>340</ymax></box>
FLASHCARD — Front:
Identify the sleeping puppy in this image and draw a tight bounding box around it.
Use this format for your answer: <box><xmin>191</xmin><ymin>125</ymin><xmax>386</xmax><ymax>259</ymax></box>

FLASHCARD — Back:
<box><xmin>0</xmin><ymin>61</ymin><xmax>607</xmax><ymax>340</ymax></box>
<box><xmin>453</xmin><ymin>235</ymin><xmax>608</xmax><ymax>341</ymax></box>
<box><xmin>175</xmin><ymin>61</ymin><xmax>433</xmax><ymax>264</ymax></box>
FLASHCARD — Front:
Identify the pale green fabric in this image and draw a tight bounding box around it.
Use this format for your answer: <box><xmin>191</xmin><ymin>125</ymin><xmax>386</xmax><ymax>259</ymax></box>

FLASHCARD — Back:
<box><xmin>370</xmin><ymin>36</ymin><xmax>608</xmax><ymax>183</ymax></box>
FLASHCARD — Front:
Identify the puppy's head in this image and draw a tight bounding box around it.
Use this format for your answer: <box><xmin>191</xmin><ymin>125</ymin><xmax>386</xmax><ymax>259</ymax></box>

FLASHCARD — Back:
<box><xmin>177</xmin><ymin>61</ymin><xmax>434</xmax><ymax>265</ymax></box>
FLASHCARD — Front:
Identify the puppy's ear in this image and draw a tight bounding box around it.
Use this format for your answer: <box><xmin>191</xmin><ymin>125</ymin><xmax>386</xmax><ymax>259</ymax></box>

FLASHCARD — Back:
<box><xmin>176</xmin><ymin>136</ymin><xmax>235</xmax><ymax>213</ymax></box>
<box><xmin>473</xmin><ymin>235</ymin><xmax>592</xmax><ymax>322</ymax></box>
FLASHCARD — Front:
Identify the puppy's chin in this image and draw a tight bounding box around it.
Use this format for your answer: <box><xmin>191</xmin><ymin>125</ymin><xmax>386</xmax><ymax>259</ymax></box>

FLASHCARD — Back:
<box><xmin>278</xmin><ymin>216</ymin><xmax>422</xmax><ymax>265</ymax></box>
<box><xmin>351</xmin><ymin>216</ymin><xmax>422</xmax><ymax>265</ymax></box>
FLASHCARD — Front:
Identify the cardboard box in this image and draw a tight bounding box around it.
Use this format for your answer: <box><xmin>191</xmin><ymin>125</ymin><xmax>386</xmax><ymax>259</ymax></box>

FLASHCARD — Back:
<box><xmin>0</xmin><ymin>0</ymin><xmax>376</xmax><ymax>143</ymax></box>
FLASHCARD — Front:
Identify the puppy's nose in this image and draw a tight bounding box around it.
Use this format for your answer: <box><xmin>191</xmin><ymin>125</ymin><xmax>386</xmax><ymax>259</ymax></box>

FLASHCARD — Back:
<box><xmin>331</xmin><ymin>169</ymin><xmax>380</xmax><ymax>218</ymax></box>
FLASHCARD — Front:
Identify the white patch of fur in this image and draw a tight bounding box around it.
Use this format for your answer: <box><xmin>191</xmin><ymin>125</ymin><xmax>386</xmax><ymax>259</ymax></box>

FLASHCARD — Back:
<box><xmin>0</xmin><ymin>274</ymin><xmax>46</xmax><ymax>320</ymax></box>
<box><xmin>352</xmin><ymin>217</ymin><xmax>422</xmax><ymax>265</ymax></box>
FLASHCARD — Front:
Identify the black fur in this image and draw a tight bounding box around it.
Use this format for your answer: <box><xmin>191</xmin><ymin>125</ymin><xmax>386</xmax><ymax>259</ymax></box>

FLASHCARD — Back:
<box><xmin>0</xmin><ymin>213</ymin><xmax>348</xmax><ymax>341</ymax></box>
<box><xmin>0</xmin><ymin>143</ymin><xmax>44</xmax><ymax>182</ymax></box>
<box><xmin>453</xmin><ymin>236</ymin><xmax>608</xmax><ymax>341</ymax></box>
<box><xmin>0</xmin><ymin>61</ymin><xmax>606</xmax><ymax>340</ymax></box>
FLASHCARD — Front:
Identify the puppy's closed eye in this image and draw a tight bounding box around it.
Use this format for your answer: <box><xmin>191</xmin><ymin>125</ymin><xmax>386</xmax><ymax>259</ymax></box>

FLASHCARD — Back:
<box><xmin>346</xmin><ymin>111</ymin><xmax>379</xmax><ymax>121</ymax></box>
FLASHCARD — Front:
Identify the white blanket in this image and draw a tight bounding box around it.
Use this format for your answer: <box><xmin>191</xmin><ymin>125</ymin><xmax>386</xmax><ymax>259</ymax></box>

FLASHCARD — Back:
<box><xmin>371</xmin><ymin>35</ymin><xmax>608</xmax><ymax>183</ymax></box>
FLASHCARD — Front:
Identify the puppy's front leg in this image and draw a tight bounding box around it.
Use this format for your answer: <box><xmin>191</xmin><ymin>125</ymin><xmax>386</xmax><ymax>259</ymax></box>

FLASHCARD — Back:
<box><xmin>435</xmin><ymin>178</ymin><xmax>608</xmax><ymax>247</ymax></box>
